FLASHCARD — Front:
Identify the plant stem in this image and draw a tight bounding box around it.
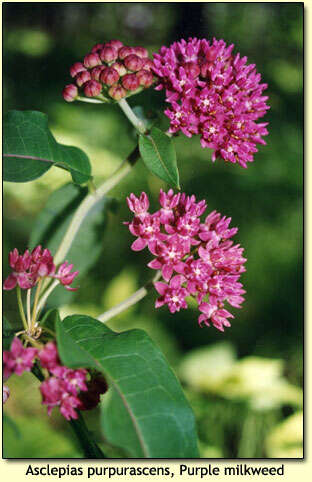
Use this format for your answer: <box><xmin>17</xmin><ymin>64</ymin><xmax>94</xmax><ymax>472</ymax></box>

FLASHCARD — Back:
<box><xmin>118</xmin><ymin>98</ymin><xmax>148</xmax><ymax>134</ymax></box>
<box><xmin>97</xmin><ymin>271</ymin><xmax>161</xmax><ymax>323</ymax></box>
<box><xmin>26</xmin><ymin>289</ymin><xmax>32</xmax><ymax>327</ymax></box>
<box><xmin>70</xmin><ymin>413</ymin><xmax>107</xmax><ymax>459</ymax></box>
<box><xmin>31</xmin><ymin>278</ymin><xmax>43</xmax><ymax>331</ymax></box>
<box><xmin>53</xmin><ymin>146</ymin><xmax>140</xmax><ymax>267</ymax></box>
<box><xmin>77</xmin><ymin>96</ymin><xmax>106</xmax><ymax>104</ymax></box>
<box><xmin>16</xmin><ymin>286</ymin><xmax>28</xmax><ymax>332</ymax></box>
<box><xmin>36</xmin><ymin>279</ymin><xmax>60</xmax><ymax>317</ymax></box>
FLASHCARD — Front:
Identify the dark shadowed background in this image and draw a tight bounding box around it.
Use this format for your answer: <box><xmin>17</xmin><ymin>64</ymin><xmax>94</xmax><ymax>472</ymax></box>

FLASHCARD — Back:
<box><xmin>3</xmin><ymin>2</ymin><xmax>303</xmax><ymax>458</ymax></box>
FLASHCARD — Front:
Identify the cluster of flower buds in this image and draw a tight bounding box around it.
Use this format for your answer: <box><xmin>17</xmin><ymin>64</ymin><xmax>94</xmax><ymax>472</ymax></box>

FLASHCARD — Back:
<box><xmin>3</xmin><ymin>339</ymin><xmax>107</xmax><ymax>420</ymax></box>
<box><xmin>152</xmin><ymin>37</ymin><xmax>269</xmax><ymax>167</ymax></box>
<box><xmin>126</xmin><ymin>190</ymin><xmax>246</xmax><ymax>331</ymax></box>
<box><xmin>63</xmin><ymin>40</ymin><xmax>155</xmax><ymax>102</ymax></box>
<box><xmin>3</xmin><ymin>246</ymin><xmax>79</xmax><ymax>292</ymax></box>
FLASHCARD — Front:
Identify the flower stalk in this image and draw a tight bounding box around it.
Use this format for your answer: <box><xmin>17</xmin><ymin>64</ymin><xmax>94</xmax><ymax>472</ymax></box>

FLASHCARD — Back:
<box><xmin>97</xmin><ymin>271</ymin><xmax>161</xmax><ymax>323</ymax></box>
<box><xmin>118</xmin><ymin>98</ymin><xmax>148</xmax><ymax>134</ymax></box>
<box><xmin>53</xmin><ymin>146</ymin><xmax>140</xmax><ymax>267</ymax></box>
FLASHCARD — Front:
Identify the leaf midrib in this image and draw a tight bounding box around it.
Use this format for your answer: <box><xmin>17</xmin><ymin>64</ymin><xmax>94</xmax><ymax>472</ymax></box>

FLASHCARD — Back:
<box><xmin>63</xmin><ymin>327</ymin><xmax>150</xmax><ymax>458</ymax></box>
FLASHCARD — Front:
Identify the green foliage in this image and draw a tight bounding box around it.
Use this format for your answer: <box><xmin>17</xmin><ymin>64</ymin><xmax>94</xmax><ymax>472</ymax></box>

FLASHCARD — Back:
<box><xmin>30</xmin><ymin>184</ymin><xmax>110</xmax><ymax>306</ymax></box>
<box><xmin>3</xmin><ymin>111</ymin><xmax>91</xmax><ymax>184</ymax></box>
<box><xmin>3</xmin><ymin>415</ymin><xmax>82</xmax><ymax>458</ymax></box>
<box><xmin>56</xmin><ymin>314</ymin><xmax>199</xmax><ymax>458</ymax></box>
<box><xmin>139</xmin><ymin>127</ymin><xmax>180</xmax><ymax>188</ymax></box>
<box><xmin>3</xmin><ymin>316</ymin><xmax>16</xmax><ymax>350</ymax></box>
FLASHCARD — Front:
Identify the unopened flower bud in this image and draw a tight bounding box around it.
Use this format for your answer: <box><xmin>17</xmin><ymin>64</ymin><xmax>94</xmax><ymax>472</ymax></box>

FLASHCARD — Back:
<box><xmin>122</xmin><ymin>73</ymin><xmax>140</xmax><ymax>91</ymax></box>
<box><xmin>84</xmin><ymin>80</ymin><xmax>102</xmax><ymax>97</ymax></box>
<box><xmin>76</xmin><ymin>70</ymin><xmax>91</xmax><ymax>87</ymax></box>
<box><xmin>84</xmin><ymin>53</ymin><xmax>101</xmax><ymax>68</ymax></box>
<box><xmin>108</xmin><ymin>84</ymin><xmax>127</xmax><ymax>100</ymax></box>
<box><xmin>63</xmin><ymin>84</ymin><xmax>78</xmax><ymax>102</ymax></box>
<box><xmin>70</xmin><ymin>62</ymin><xmax>86</xmax><ymax>78</ymax></box>
<box><xmin>133</xmin><ymin>46</ymin><xmax>148</xmax><ymax>58</ymax></box>
<box><xmin>124</xmin><ymin>54</ymin><xmax>143</xmax><ymax>72</ymax></box>
<box><xmin>91</xmin><ymin>65</ymin><xmax>106</xmax><ymax>81</ymax></box>
<box><xmin>118</xmin><ymin>46</ymin><xmax>134</xmax><ymax>60</ymax></box>
<box><xmin>91</xmin><ymin>43</ymin><xmax>104</xmax><ymax>53</ymax></box>
<box><xmin>111</xmin><ymin>62</ymin><xmax>127</xmax><ymax>77</ymax></box>
<box><xmin>100</xmin><ymin>67</ymin><xmax>119</xmax><ymax>86</ymax></box>
<box><xmin>142</xmin><ymin>58</ymin><xmax>154</xmax><ymax>71</ymax></box>
<box><xmin>100</xmin><ymin>46</ymin><xmax>118</xmax><ymax>63</ymax></box>
<box><xmin>136</xmin><ymin>69</ymin><xmax>154</xmax><ymax>88</ymax></box>
<box><xmin>108</xmin><ymin>39</ymin><xmax>124</xmax><ymax>50</ymax></box>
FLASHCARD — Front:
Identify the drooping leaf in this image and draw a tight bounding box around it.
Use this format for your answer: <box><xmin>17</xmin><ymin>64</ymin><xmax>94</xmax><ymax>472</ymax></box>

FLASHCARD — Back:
<box><xmin>139</xmin><ymin>127</ymin><xmax>180</xmax><ymax>188</ymax></box>
<box><xmin>3</xmin><ymin>110</ymin><xmax>91</xmax><ymax>184</ymax></box>
<box><xmin>56</xmin><ymin>315</ymin><xmax>199</xmax><ymax>458</ymax></box>
<box><xmin>29</xmin><ymin>184</ymin><xmax>110</xmax><ymax>306</ymax></box>
<box><xmin>3</xmin><ymin>316</ymin><xmax>16</xmax><ymax>350</ymax></box>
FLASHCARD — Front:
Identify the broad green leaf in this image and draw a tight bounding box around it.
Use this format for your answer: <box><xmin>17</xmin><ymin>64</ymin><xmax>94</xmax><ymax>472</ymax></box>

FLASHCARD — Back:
<box><xmin>56</xmin><ymin>315</ymin><xmax>199</xmax><ymax>458</ymax></box>
<box><xmin>29</xmin><ymin>184</ymin><xmax>110</xmax><ymax>306</ymax></box>
<box><xmin>3</xmin><ymin>110</ymin><xmax>91</xmax><ymax>184</ymax></box>
<box><xmin>3</xmin><ymin>316</ymin><xmax>16</xmax><ymax>350</ymax></box>
<box><xmin>139</xmin><ymin>127</ymin><xmax>180</xmax><ymax>188</ymax></box>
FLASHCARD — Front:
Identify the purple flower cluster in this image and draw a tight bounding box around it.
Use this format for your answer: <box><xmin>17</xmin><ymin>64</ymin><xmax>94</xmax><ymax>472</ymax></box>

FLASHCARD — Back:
<box><xmin>153</xmin><ymin>37</ymin><xmax>269</xmax><ymax>168</ymax></box>
<box><xmin>126</xmin><ymin>190</ymin><xmax>246</xmax><ymax>331</ymax></box>
<box><xmin>3</xmin><ymin>339</ymin><xmax>107</xmax><ymax>420</ymax></box>
<box><xmin>63</xmin><ymin>40</ymin><xmax>155</xmax><ymax>102</ymax></box>
<box><xmin>3</xmin><ymin>246</ymin><xmax>79</xmax><ymax>291</ymax></box>
<box><xmin>38</xmin><ymin>342</ymin><xmax>88</xmax><ymax>420</ymax></box>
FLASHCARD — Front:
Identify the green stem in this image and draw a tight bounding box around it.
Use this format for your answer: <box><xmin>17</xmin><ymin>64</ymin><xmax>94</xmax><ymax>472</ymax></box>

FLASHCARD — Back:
<box><xmin>53</xmin><ymin>145</ymin><xmax>140</xmax><ymax>267</ymax></box>
<box><xmin>31</xmin><ymin>278</ymin><xmax>43</xmax><ymax>331</ymax></box>
<box><xmin>118</xmin><ymin>98</ymin><xmax>148</xmax><ymax>134</ymax></box>
<box><xmin>77</xmin><ymin>96</ymin><xmax>106</xmax><ymax>104</ymax></box>
<box><xmin>97</xmin><ymin>271</ymin><xmax>161</xmax><ymax>323</ymax></box>
<box><xmin>16</xmin><ymin>286</ymin><xmax>28</xmax><ymax>332</ymax></box>
<box><xmin>69</xmin><ymin>413</ymin><xmax>107</xmax><ymax>459</ymax></box>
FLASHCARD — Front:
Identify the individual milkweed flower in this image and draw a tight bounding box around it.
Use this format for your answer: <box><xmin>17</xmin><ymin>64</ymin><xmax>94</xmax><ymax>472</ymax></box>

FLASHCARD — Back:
<box><xmin>3</xmin><ymin>337</ymin><xmax>37</xmax><ymax>378</ymax></box>
<box><xmin>126</xmin><ymin>190</ymin><xmax>246</xmax><ymax>331</ymax></box>
<box><xmin>152</xmin><ymin>37</ymin><xmax>269</xmax><ymax>167</ymax></box>
<box><xmin>54</xmin><ymin>261</ymin><xmax>79</xmax><ymax>291</ymax></box>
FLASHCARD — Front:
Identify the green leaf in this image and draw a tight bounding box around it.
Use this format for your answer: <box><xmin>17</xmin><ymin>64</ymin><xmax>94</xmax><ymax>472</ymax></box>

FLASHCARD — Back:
<box><xmin>29</xmin><ymin>184</ymin><xmax>110</xmax><ymax>306</ymax></box>
<box><xmin>3</xmin><ymin>316</ymin><xmax>16</xmax><ymax>350</ymax></box>
<box><xmin>56</xmin><ymin>315</ymin><xmax>199</xmax><ymax>458</ymax></box>
<box><xmin>139</xmin><ymin>127</ymin><xmax>180</xmax><ymax>188</ymax></box>
<box><xmin>3</xmin><ymin>110</ymin><xmax>91</xmax><ymax>184</ymax></box>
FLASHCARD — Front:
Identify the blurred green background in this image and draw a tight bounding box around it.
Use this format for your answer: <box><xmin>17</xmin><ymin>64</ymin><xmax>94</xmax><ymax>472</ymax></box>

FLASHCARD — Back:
<box><xmin>3</xmin><ymin>3</ymin><xmax>303</xmax><ymax>458</ymax></box>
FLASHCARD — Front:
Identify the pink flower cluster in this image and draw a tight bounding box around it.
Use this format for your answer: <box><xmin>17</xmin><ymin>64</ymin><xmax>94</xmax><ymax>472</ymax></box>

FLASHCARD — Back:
<box><xmin>126</xmin><ymin>190</ymin><xmax>246</xmax><ymax>331</ymax></box>
<box><xmin>3</xmin><ymin>339</ymin><xmax>106</xmax><ymax>419</ymax></box>
<box><xmin>3</xmin><ymin>246</ymin><xmax>79</xmax><ymax>291</ymax></box>
<box><xmin>38</xmin><ymin>342</ymin><xmax>88</xmax><ymax>420</ymax></box>
<box><xmin>63</xmin><ymin>40</ymin><xmax>155</xmax><ymax>102</ymax></box>
<box><xmin>153</xmin><ymin>37</ymin><xmax>269</xmax><ymax>168</ymax></box>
